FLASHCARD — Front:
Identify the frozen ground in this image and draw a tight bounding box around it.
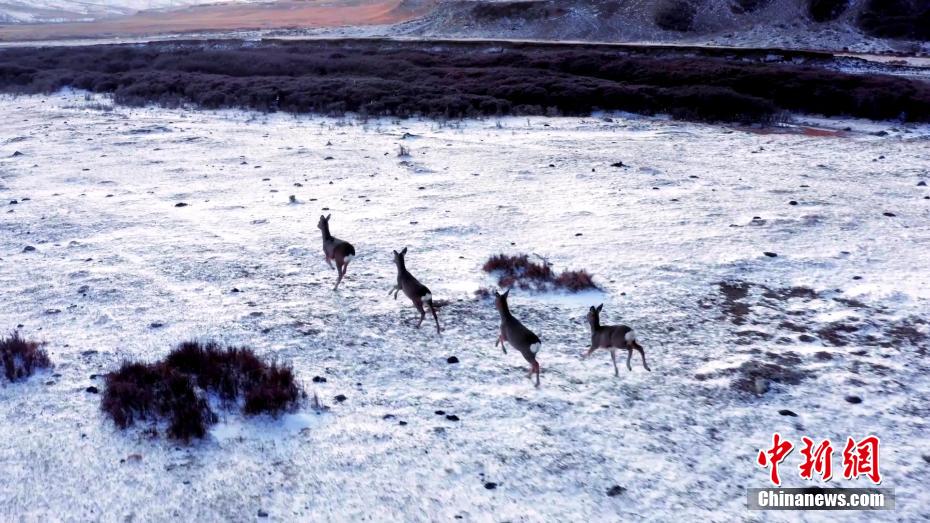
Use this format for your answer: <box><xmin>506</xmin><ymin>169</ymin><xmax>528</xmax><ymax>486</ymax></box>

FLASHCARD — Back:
<box><xmin>1</xmin><ymin>91</ymin><xmax>929</xmax><ymax>521</ymax></box>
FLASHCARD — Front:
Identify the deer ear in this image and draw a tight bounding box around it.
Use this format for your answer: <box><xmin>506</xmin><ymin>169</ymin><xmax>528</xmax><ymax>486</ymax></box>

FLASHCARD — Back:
<box><xmin>503</xmin><ymin>288</ymin><xmax>510</xmax><ymax>297</ymax></box>
<box><xmin>401</xmin><ymin>247</ymin><xmax>408</xmax><ymax>255</ymax></box>
<box><xmin>326</xmin><ymin>214</ymin><xmax>331</xmax><ymax>220</ymax></box>
<box><xmin>596</xmin><ymin>304</ymin><xmax>603</xmax><ymax>312</ymax></box>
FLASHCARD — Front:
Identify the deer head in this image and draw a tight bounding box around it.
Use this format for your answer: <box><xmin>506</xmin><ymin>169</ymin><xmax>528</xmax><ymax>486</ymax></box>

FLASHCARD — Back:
<box><xmin>317</xmin><ymin>214</ymin><xmax>332</xmax><ymax>234</ymax></box>
<box><xmin>392</xmin><ymin>247</ymin><xmax>408</xmax><ymax>268</ymax></box>
<box><xmin>586</xmin><ymin>304</ymin><xmax>603</xmax><ymax>329</ymax></box>
<box><xmin>494</xmin><ymin>288</ymin><xmax>511</xmax><ymax>313</ymax></box>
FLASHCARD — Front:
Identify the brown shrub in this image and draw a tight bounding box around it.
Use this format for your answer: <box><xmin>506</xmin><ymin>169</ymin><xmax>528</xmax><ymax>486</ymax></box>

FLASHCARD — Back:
<box><xmin>101</xmin><ymin>341</ymin><xmax>301</xmax><ymax>441</ymax></box>
<box><xmin>1</xmin><ymin>332</ymin><xmax>52</xmax><ymax>382</ymax></box>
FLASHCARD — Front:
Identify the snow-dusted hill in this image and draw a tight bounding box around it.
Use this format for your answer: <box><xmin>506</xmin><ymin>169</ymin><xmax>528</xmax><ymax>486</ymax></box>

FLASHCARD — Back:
<box><xmin>1</xmin><ymin>91</ymin><xmax>928</xmax><ymax>520</ymax></box>
<box><xmin>0</xmin><ymin>0</ymin><xmax>265</xmax><ymax>23</ymax></box>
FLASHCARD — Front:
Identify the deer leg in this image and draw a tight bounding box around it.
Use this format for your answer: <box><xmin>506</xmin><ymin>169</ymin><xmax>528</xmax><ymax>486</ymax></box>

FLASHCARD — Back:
<box><xmin>581</xmin><ymin>346</ymin><xmax>596</xmax><ymax>359</ymax></box>
<box><xmin>333</xmin><ymin>261</ymin><xmax>345</xmax><ymax>291</ymax></box>
<box><xmin>637</xmin><ymin>346</ymin><xmax>651</xmax><ymax>372</ymax></box>
<box><xmin>533</xmin><ymin>361</ymin><xmax>540</xmax><ymax>387</ymax></box>
<box><xmin>414</xmin><ymin>299</ymin><xmax>426</xmax><ymax>329</ymax></box>
<box><xmin>627</xmin><ymin>348</ymin><xmax>633</xmax><ymax>372</ymax></box>
<box><xmin>497</xmin><ymin>334</ymin><xmax>508</xmax><ymax>354</ymax></box>
<box><xmin>388</xmin><ymin>285</ymin><xmax>398</xmax><ymax>297</ymax></box>
<box><xmin>324</xmin><ymin>255</ymin><xmax>334</xmax><ymax>269</ymax></box>
<box><xmin>610</xmin><ymin>349</ymin><xmax>619</xmax><ymax>377</ymax></box>
<box><xmin>427</xmin><ymin>300</ymin><xmax>440</xmax><ymax>335</ymax></box>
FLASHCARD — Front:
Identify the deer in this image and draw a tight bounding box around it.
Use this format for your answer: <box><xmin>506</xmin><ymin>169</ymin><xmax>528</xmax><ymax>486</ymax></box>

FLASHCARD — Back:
<box><xmin>582</xmin><ymin>304</ymin><xmax>650</xmax><ymax>376</ymax></box>
<box><xmin>317</xmin><ymin>214</ymin><xmax>355</xmax><ymax>291</ymax></box>
<box><xmin>494</xmin><ymin>289</ymin><xmax>542</xmax><ymax>387</ymax></box>
<box><xmin>389</xmin><ymin>247</ymin><xmax>440</xmax><ymax>334</ymax></box>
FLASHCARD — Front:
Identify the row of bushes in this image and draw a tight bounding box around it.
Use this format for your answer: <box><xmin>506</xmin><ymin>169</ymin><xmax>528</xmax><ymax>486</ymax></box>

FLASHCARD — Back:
<box><xmin>1</xmin><ymin>40</ymin><xmax>928</xmax><ymax>123</ymax></box>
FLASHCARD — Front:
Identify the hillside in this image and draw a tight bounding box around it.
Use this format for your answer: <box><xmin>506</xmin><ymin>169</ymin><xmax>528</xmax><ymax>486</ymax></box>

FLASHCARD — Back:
<box><xmin>402</xmin><ymin>0</ymin><xmax>930</xmax><ymax>53</ymax></box>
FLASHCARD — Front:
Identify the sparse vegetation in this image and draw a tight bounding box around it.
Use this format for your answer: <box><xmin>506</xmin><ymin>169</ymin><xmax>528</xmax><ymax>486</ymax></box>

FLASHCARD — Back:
<box><xmin>483</xmin><ymin>254</ymin><xmax>598</xmax><ymax>292</ymax></box>
<box><xmin>731</xmin><ymin>0</ymin><xmax>770</xmax><ymax>14</ymax></box>
<box><xmin>655</xmin><ymin>0</ymin><xmax>697</xmax><ymax>32</ymax></box>
<box><xmin>397</xmin><ymin>144</ymin><xmax>411</xmax><ymax>157</ymax></box>
<box><xmin>858</xmin><ymin>0</ymin><xmax>930</xmax><ymax>40</ymax></box>
<box><xmin>808</xmin><ymin>0</ymin><xmax>848</xmax><ymax>22</ymax></box>
<box><xmin>1</xmin><ymin>332</ymin><xmax>52</xmax><ymax>382</ymax></box>
<box><xmin>101</xmin><ymin>341</ymin><xmax>302</xmax><ymax>441</ymax></box>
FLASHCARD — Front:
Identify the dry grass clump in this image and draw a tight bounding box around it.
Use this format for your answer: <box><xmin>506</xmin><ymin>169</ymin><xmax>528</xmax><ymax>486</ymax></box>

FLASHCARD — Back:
<box><xmin>101</xmin><ymin>341</ymin><xmax>301</xmax><ymax>441</ymax></box>
<box><xmin>1</xmin><ymin>332</ymin><xmax>52</xmax><ymax>382</ymax></box>
<box><xmin>482</xmin><ymin>254</ymin><xmax>597</xmax><ymax>293</ymax></box>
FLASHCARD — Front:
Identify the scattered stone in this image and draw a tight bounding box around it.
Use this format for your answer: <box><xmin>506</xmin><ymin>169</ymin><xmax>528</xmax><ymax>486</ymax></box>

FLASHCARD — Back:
<box><xmin>23</xmin><ymin>245</ymin><xmax>36</xmax><ymax>252</ymax></box>
<box><xmin>446</xmin><ymin>356</ymin><xmax>459</xmax><ymax>364</ymax></box>
<box><xmin>11</xmin><ymin>151</ymin><xmax>23</xmax><ymax>157</ymax></box>
<box><xmin>799</xmin><ymin>334</ymin><xmax>817</xmax><ymax>343</ymax></box>
<box><xmin>852</xmin><ymin>276</ymin><xmax>862</xmax><ymax>280</ymax></box>
<box><xmin>484</xmin><ymin>482</ymin><xmax>498</xmax><ymax>490</ymax></box>
<box><xmin>334</xmin><ymin>394</ymin><xmax>347</xmax><ymax>402</ymax></box>
<box><xmin>149</xmin><ymin>322</ymin><xmax>164</xmax><ymax>329</ymax></box>
<box><xmin>763</xmin><ymin>252</ymin><xmax>778</xmax><ymax>258</ymax></box>
<box><xmin>814</xmin><ymin>351</ymin><xmax>833</xmax><ymax>361</ymax></box>
<box><xmin>607</xmin><ymin>485</ymin><xmax>626</xmax><ymax>497</ymax></box>
<box><xmin>845</xmin><ymin>395</ymin><xmax>862</xmax><ymax>404</ymax></box>
<box><xmin>258</xmin><ymin>510</ymin><xmax>268</xmax><ymax>518</ymax></box>
<box><xmin>398</xmin><ymin>420</ymin><xmax>408</xmax><ymax>426</ymax></box>
<box><xmin>754</xmin><ymin>377</ymin><xmax>770</xmax><ymax>395</ymax></box>
<box><xmin>174</xmin><ymin>202</ymin><xmax>188</xmax><ymax>207</ymax></box>
<box><xmin>231</xmin><ymin>287</ymin><xmax>241</xmax><ymax>293</ymax></box>
<box><xmin>778</xmin><ymin>409</ymin><xmax>798</xmax><ymax>417</ymax></box>
<box><xmin>9</xmin><ymin>200</ymin><xmax>17</xmax><ymax>205</ymax></box>
<box><xmin>918</xmin><ymin>181</ymin><xmax>927</xmax><ymax>187</ymax></box>
<box><xmin>434</xmin><ymin>410</ymin><xmax>445</xmax><ymax>416</ymax></box>
<box><xmin>312</xmin><ymin>376</ymin><xmax>327</xmax><ymax>383</ymax></box>
<box><xmin>324</xmin><ymin>156</ymin><xmax>334</xmax><ymax>160</ymax></box>
<box><xmin>85</xmin><ymin>386</ymin><xmax>99</xmax><ymax>394</ymax></box>
<box><xmin>883</xmin><ymin>212</ymin><xmax>896</xmax><ymax>217</ymax></box>
<box><xmin>610</xmin><ymin>161</ymin><xmax>626</xmax><ymax>168</ymax></box>
<box><xmin>45</xmin><ymin>308</ymin><xmax>61</xmax><ymax>315</ymax></box>
<box><xmin>446</xmin><ymin>414</ymin><xmax>460</xmax><ymax>422</ymax></box>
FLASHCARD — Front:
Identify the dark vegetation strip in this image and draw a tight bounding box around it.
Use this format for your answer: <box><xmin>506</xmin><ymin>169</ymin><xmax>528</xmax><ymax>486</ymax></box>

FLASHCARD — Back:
<box><xmin>482</xmin><ymin>254</ymin><xmax>598</xmax><ymax>293</ymax></box>
<box><xmin>1</xmin><ymin>332</ymin><xmax>52</xmax><ymax>382</ymax></box>
<box><xmin>102</xmin><ymin>341</ymin><xmax>302</xmax><ymax>440</ymax></box>
<box><xmin>1</xmin><ymin>39</ymin><xmax>929</xmax><ymax>123</ymax></box>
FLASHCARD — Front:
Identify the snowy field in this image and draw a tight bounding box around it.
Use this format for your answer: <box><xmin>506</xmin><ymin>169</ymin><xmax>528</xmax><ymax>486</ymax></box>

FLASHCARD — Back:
<box><xmin>1</xmin><ymin>91</ymin><xmax>929</xmax><ymax>521</ymax></box>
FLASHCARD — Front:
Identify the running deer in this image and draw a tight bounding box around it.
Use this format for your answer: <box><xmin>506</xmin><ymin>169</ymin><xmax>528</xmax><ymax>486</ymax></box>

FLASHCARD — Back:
<box><xmin>494</xmin><ymin>289</ymin><xmax>542</xmax><ymax>387</ymax></box>
<box><xmin>582</xmin><ymin>304</ymin><xmax>650</xmax><ymax>376</ymax></box>
<box><xmin>389</xmin><ymin>247</ymin><xmax>440</xmax><ymax>334</ymax></box>
<box><xmin>318</xmin><ymin>214</ymin><xmax>355</xmax><ymax>291</ymax></box>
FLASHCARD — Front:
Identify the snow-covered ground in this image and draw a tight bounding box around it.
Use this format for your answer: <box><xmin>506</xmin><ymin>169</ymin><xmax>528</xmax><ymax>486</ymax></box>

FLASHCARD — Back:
<box><xmin>1</xmin><ymin>91</ymin><xmax>929</xmax><ymax>521</ymax></box>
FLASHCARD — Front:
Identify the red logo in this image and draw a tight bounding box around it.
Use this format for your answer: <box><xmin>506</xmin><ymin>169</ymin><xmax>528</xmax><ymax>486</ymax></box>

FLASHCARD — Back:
<box><xmin>757</xmin><ymin>432</ymin><xmax>794</xmax><ymax>486</ymax></box>
<box><xmin>757</xmin><ymin>434</ymin><xmax>881</xmax><ymax>485</ymax></box>
<box><xmin>799</xmin><ymin>437</ymin><xmax>834</xmax><ymax>481</ymax></box>
<box><xmin>842</xmin><ymin>436</ymin><xmax>882</xmax><ymax>484</ymax></box>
